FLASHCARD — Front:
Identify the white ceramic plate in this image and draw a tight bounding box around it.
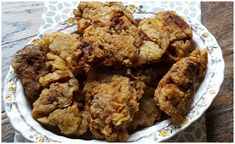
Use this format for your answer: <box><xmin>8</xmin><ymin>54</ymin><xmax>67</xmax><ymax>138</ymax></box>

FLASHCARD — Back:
<box><xmin>3</xmin><ymin>10</ymin><xmax>224</xmax><ymax>143</ymax></box>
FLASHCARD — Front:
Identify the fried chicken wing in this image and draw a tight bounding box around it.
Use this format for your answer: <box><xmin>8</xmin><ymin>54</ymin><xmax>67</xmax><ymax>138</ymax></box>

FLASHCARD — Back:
<box><xmin>11</xmin><ymin>44</ymin><xmax>49</xmax><ymax>102</ymax></box>
<box><xmin>154</xmin><ymin>48</ymin><xmax>207</xmax><ymax>124</ymax></box>
<box><xmin>32</xmin><ymin>78</ymin><xmax>79</xmax><ymax>118</ymax></box>
<box><xmin>83</xmin><ymin>71</ymin><xmax>144</xmax><ymax>141</ymax></box>
<box><xmin>137</xmin><ymin>11</ymin><xmax>193</xmax><ymax>65</ymax></box>
<box><xmin>37</xmin><ymin>104</ymin><xmax>90</xmax><ymax>136</ymax></box>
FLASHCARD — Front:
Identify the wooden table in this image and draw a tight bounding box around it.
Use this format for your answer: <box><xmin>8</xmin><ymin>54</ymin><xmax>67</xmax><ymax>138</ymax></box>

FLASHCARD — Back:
<box><xmin>1</xmin><ymin>2</ymin><xmax>233</xmax><ymax>142</ymax></box>
<box><xmin>202</xmin><ymin>2</ymin><xmax>233</xmax><ymax>142</ymax></box>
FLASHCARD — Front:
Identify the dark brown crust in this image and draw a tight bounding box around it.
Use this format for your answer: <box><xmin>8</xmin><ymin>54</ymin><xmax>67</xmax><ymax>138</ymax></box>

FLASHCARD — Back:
<box><xmin>11</xmin><ymin>44</ymin><xmax>49</xmax><ymax>102</ymax></box>
<box><xmin>165</xmin><ymin>13</ymin><xmax>188</xmax><ymax>30</ymax></box>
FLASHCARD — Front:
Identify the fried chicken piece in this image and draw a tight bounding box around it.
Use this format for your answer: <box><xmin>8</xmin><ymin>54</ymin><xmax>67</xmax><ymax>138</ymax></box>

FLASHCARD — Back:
<box><xmin>48</xmin><ymin>32</ymin><xmax>80</xmax><ymax>57</ymax></box>
<box><xmin>154</xmin><ymin>48</ymin><xmax>207</xmax><ymax>124</ymax></box>
<box><xmin>128</xmin><ymin>94</ymin><xmax>161</xmax><ymax>131</ymax></box>
<box><xmin>137</xmin><ymin>11</ymin><xmax>193</xmax><ymax>65</ymax></box>
<box><xmin>33</xmin><ymin>32</ymin><xmax>89</xmax><ymax>74</ymax></box>
<box><xmin>11</xmin><ymin>44</ymin><xmax>49</xmax><ymax>102</ymax></box>
<box><xmin>139</xmin><ymin>11</ymin><xmax>192</xmax><ymax>49</ymax></box>
<box><xmin>32</xmin><ymin>78</ymin><xmax>79</xmax><ymax>118</ymax></box>
<box><xmin>127</xmin><ymin>63</ymin><xmax>174</xmax><ymax>130</ymax></box>
<box><xmin>74</xmin><ymin>2</ymin><xmax>139</xmax><ymax>38</ymax></box>
<box><xmin>37</xmin><ymin>104</ymin><xmax>90</xmax><ymax>136</ymax></box>
<box><xmin>81</xmin><ymin>26</ymin><xmax>139</xmax><ymax>67</ymax></box>
<box><xmin>39</xmin><ymin>53</ymin><xmax>74</xmax><ymax>87</ymax></box>
<box><xmin>84</xmin><ymin>71</ymin><xmax>144</xmax><ymax>141</ymax></box>
<box><xmin>73</xmin><ymin>2</ymin><xmax>142</xmax><ymax>68</ymax></box>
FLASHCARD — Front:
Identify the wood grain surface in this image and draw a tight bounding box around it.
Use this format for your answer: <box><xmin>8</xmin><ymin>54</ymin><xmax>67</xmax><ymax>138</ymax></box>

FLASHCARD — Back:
<box><xmin>1</xmin><ymin>2</ymin><xmax>233</xmax><ymax>142</ymax></box>
<box><xmin>1</xmin><ymin>2</ymin><xmax>44</xmax><ymax>142</ymax></box>
<box><xmin>201</xmin><ymin>2</ymin><xmax>233</xmax><ymax>142</ymax></box>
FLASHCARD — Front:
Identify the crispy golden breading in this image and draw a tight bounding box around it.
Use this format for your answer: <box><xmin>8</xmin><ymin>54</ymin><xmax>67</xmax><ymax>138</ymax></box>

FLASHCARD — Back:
<box><xmin>74</xmin><ymin>2</ymin><xmax>138</xmax><ymax>37</ymax></box>
<box><xmin>33</xmin><ymin>32</ymin><xmax>80</xmax><ymax>53</ymax></box>
<box><xmin>37</xmin><ymin>104</ymin><xmax>90</xmax><ymax>136</ymax></box>
<box><xmin>82</xmin><ymin>26</ymin><xmax>139</xmax><ymax>66</ymax></box>
<box><xmin>39</xmin><ymin>53</ymin><xmax>74</xmax><ymax>87</ymax></box>
<box><xmin>11</xmin><ymin>44</ymin><xmax>49</xmax><ymax>102</ymax></box>
<box><xmin>39</xmin><ymin>70</ymin><xmax>73</xmax><ymax>87</ymax></box>
<box><xmin>84</xmin><ymin>72</ymin><xmax>144</xmax><ymax>141</ymax></box>
<box><xmin>137</xmin><ymin>11</ymin><xmax>193</xmax><ymax>65</ymax></box>
<box><xmin>139</xmin><ymin>11</ymin><xmax>192</xmax><ymax>49</ymax></box>
<box><xmin>32</xmin><ymin>78</ymin><xmax>79</xmax><ymax>118</ymax></box>
<box><xmin>73</xmin><ymin>2</ymin><xmax>141</xmax><ymax>68</ymax></box>
<box><xmin>127</xmin><ymin>72</ymin><xmax>162</xmax><ymax>131</ymax></box>
<box><xmin>48</xmin><ymin>33</ymin><xmax>80</xmax><ymax>57</ymax></box>
<box><xmin>154</xmin><ymin>48</ymin><xmax>207</xmax><ymax>124</ymax></box>
<box><xmin>136</xmin><ymin>41</ymin><xmax>164</xmax><ymax>65</ymax></box>
<box><xmin>33</xmin><ymin>32</ymin><xmax>90</xmax><ymax>74</ymax></box>
<box><xmin>129</xmin><ymin>95</ymin><xmax>161</xmax><ymax>131</ymax></box>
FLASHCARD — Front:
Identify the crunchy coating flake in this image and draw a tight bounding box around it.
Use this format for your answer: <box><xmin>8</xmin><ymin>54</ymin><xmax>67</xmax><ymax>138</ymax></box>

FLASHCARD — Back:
<box><xmin>38</xmin><ymin>104</ymin><xmax>90</xmax><ymax>136</ymax></box>
<box><xmin>33</xmin><ymin>32</ymin><xmax>80</xmax><ymax>53</ymax></box>
<box><xmin>33</xmin><ymin>32</ymin><xmax>89</xmax><ymax>74</ymax></box>
<box><xmin>39</xmin><ymin>70</ymin><xmax>73</xmax><ymax>87</ymax></box>
<box><xmin>32</xmin><ymin>78</ymin><xmax>79</xmax><ymax>118</ymax></box>
<box><xmin>154</xmin><ymin>48</ymin><xmax>207</xmax><ymax>124</ymax></box>
<box><xmin>84</xmin><ymin>72</ymin><xmax>144</xmax><ymax>141</ymax></box>
<box><xmin>11</xmin><ymin>44</ymin><xmax>49</xmax><ymax>102</ymax></box>
<box><xmin>39</xmin><ymin>53</ymin><xmax>74</xmax><ymax>87</ymax></box>
<box><xmin>167</xmin><ymin>40</ymin><xmax>193</xmax><ymax>61</ymax></box>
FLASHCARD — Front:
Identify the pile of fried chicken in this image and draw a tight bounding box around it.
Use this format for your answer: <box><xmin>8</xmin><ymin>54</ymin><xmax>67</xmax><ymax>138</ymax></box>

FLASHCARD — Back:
<box><xmin>11</xmin><ymin>2</ymin><xmax>207</xmax><ymax>142</ymax></box>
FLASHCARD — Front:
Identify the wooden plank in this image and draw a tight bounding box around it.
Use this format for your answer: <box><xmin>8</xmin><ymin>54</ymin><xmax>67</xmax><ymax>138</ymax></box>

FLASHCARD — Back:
<box><xmin>2</xmin><ymin>2</ymin><xmax>44</xmax><ymax>44</ymax></box>
<box><xmin>1</xmin><ymin>2</ymin><xmax>44</xmax><ymax>98</ymax></box>
<box><xmin>2</xmin><ymin>112</ymin><xmax>15</xmax><ymax>142</ymax></box>
<box><xmin>201</xmin><ymin>2</ymin><xmax>233</xmax><ymax>142</ymax></box>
